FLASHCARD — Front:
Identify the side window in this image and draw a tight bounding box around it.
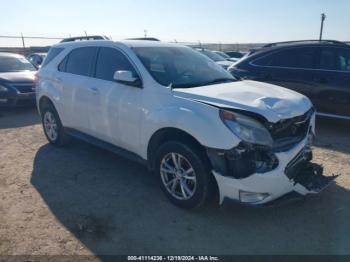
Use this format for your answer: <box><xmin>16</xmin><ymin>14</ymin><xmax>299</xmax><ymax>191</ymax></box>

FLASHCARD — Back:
<box><xmin>95</xmin><ymin>47</ymin><xmax>137</xmax><ymax>81</ymax></box>
<box><xmin>253</xmin><ymin>54</ymin><xmax>273</xmax><ymax>66</ymax></box>
<box><xmin>64</xmin><ymin>47</ymin><xmax>97</xmax><ymax>77</ymax></box>
<box><xmin>41</xmin><ymin>48</ymin><xmax>64</xmax><ymax>68</ymax></box>
<box><xmin>319</xmin><ymin>48</ymin><xmax>337</xmax><ymax>70</ymax></box>
<box><xmin>268</xmin><ymin>48</ymin><xmax>315</xmax><ymax>68</ymax></box>
<box><xmin>319</xmin><ymin>47</ymin><xmax>350</xmax><ymax>72</ymax></box>
<box><xmin>337</xmin><ymin>48</ymin><xmax>350</xmax><ymax>72</ymax></box>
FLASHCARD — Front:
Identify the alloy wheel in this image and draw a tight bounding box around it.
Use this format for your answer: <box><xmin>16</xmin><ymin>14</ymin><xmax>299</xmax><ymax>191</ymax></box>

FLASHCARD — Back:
<box><xmin>160</xmin><ymin>152</ymin><xmax>197</xmax><ymax>200</ymax></box>
<box><xmin>43</xmin><ymin>111</ymin><xmax>58</xmax><ymax>141</ymax></box>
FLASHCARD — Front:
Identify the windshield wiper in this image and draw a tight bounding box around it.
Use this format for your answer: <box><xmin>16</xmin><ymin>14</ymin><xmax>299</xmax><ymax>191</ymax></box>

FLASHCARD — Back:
<box><xmin>171</xmin><ymin>78</ymin><xmax>235</xmax><ymax>89</ymax></box>
<box><xmin>171</xmin><ymin>83</ymin><xmax>204</xmax><ymax>89</ymax></box>
<box><xmin>202</xmin><ymin>78</ymin><xmax>235</xmax><ymax>86</ymax></box>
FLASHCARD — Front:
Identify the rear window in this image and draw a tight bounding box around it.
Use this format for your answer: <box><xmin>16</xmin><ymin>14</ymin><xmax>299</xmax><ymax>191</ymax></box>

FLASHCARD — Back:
<box><xmin>60</xmin><ymin>47</ymin><xmax>98</xmax><ymax>77</ymax></box>
<box><xmin>41</xmin><ymin>48</ymin><xmax>64</xmax><ymax>68</ymax></box>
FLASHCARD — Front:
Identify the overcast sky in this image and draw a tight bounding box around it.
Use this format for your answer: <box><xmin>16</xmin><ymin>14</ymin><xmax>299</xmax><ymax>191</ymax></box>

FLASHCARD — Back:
<box><xmin>1</xmin><ymin>0</ymin><xmax>349</xmax><ymax>45</ymax></box>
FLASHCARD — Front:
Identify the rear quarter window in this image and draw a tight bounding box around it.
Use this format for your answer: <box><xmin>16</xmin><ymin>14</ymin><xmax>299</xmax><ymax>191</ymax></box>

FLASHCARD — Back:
<box><xmin>41</xmin><ymin>48</ymin><xmax>64</xmax><ymax>68</ymax></box>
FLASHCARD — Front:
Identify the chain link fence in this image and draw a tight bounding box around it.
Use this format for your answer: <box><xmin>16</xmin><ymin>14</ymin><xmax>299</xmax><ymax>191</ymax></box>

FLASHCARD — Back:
<box><xmin>0</xmin><ymin>35</ymin><xmax>64</xmax><ymax>56</ymax></box>
<box><xmin>0</xmin><ymin>34</ymin><xmax>268</xmax><ymax>56</ymax></box>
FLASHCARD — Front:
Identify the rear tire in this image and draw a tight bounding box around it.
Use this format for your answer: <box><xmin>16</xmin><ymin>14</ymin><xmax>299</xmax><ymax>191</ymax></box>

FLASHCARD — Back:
<box><xmin>155</xmin><ymin>141</ymin><xmax>212</xmax><ymax>208</ymax></box>
<box><xmin>41</xmin><ymin>104</ymin><xmax>70</xmax><ymax>146</ymax></box>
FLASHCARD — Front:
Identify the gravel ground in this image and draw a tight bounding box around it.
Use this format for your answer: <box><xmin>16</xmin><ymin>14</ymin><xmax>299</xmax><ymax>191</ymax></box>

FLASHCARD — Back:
<box><xmin>0</xmin><ymin>108</ymin><xmax>349</xmax><ymax>258</ymax></box>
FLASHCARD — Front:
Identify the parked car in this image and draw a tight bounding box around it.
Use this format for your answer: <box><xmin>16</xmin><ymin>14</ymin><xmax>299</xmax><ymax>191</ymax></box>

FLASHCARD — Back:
<box><xmin>27</xmin><ymin>52</ymin><xmax>47</xmax><ymax>68</ymax></box>
<box><xmin>0</xmin><ymin>52</ymin><xmax>37</xmax><ymax>107</ymax></box>
<box><xmin>195</xmin><ymin>48</ymin><xmax>234</xmax><ymax>69</ymax></box>
<box><xmin>225</xmin><ymin>51</ymin><xmax>245</xmax><ymax>59</ymax></box>
<box><xmin>36</xmin><ymin>40</ymin><xmax>335</xmax><ymax>208</ymax></box>
<box><xmin>228</xmin><ymin>40</ymin><xmax>350</xmax><ymax>120</ymax></box>
<box><xmin>213</xmin><ymin>51</ymin><xmax>240</xmax><ymax>62</ymax></box>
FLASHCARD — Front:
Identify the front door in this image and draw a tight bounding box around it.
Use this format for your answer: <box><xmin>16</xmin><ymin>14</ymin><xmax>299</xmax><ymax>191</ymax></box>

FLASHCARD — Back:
<box><xmin>88</xmin><ymin>47</ymin><xmax>143</xmax><ymax>152</ymax></box>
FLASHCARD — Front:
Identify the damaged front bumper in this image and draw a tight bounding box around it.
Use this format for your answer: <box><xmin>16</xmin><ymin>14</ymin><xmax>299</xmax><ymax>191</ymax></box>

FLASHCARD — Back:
<box><xmin>209</xmin><ymin>135</ymin><xmax>337</xmax><ymax>205</ymax></box>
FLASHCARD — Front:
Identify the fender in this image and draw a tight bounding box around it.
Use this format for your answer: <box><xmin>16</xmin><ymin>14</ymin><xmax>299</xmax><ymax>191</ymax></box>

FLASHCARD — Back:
<box><xmin>139</xmin><ymin>97</ymin><xmax>240</xmax><ymax>159</ymax></box>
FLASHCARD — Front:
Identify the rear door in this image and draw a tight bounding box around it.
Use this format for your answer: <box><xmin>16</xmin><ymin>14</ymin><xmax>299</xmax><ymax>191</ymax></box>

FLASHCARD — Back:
<box><xmin>57</xmin><ymin>46</ymin><xmax>98</xmax><ymax>134</ymax></box>
<box><xmin>313</xmin><ymin>46</ymin><xmax>350</xmax><ymax>117</ymax></box>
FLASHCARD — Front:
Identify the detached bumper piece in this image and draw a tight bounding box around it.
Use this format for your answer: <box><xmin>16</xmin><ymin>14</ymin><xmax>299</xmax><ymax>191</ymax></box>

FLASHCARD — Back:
<box><xmin>285</xmin><ymin>147</ymin><xmax>337</xmax><ymax>193</ymax></box>
<box><xmin>293</xmin><ymin>163</ymin><xmax>338</xmax><ymax>193</ymax></box>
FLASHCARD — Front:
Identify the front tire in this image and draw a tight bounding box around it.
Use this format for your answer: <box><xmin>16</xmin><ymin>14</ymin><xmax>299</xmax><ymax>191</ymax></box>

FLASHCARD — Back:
<box><xmin>155</xmin><ymin>141</ymin><xmax>212</xmax><ymax>208</ymax></box>
<box><xmin>41</xmin><ymin>104</ymin><xmax>69</xmax><ymax>146</ymax></box>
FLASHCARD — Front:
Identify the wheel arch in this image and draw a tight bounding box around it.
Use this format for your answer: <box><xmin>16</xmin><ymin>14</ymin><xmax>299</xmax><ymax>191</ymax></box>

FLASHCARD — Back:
<box><xmin>147</xmin><ymin>127</ymin><xmax>208</xmax><ymax>171</ymax></box>
<box><xmin>147</xmin><ymin>127</ymin><xmax>219</xmax><ymax>203</ymax></box>
<box><xmin>38</xmin><ymin>96</ymin><xmax>55</xmax><ymax>115</ymax></box>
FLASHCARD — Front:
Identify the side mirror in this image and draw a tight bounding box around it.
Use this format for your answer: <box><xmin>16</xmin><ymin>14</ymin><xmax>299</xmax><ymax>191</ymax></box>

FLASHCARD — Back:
<box><xmin>113</xmin><ymin>70</ymin><xmax>142</xmax><ymax>88</ymax></box>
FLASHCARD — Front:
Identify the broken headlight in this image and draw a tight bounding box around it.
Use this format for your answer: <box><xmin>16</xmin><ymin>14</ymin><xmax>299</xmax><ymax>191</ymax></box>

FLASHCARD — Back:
<box><xmin>220</xmin><ymin>110</ymin><xmax>273</xmax><ymax>147</ymax></box>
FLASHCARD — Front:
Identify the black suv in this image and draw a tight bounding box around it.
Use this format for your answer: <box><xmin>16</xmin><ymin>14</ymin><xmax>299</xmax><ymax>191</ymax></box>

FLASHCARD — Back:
<box><xmin>229</xmin><ymin>40</ymin><xmax>350</xmax><ymax>119</ymax></box>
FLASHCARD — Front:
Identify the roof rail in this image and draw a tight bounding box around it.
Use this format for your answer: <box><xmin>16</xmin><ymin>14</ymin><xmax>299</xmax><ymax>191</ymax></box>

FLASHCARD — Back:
<box><xmin>60</xmin><ymin>35</ymin><xmax>110</xmax><ymax>43</ymax></box>
<box><xmin>262</xmin><ymin>40</ymin><xmax>347</xmax><ymax>48</ymax></box>
<box><xmin>126</xmin><ymin>37</ymin><xmax>160</xmax><ymax>41</ymax></box>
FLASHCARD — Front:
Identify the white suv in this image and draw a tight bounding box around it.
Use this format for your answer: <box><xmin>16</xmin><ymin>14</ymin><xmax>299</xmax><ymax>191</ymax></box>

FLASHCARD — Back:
<box><xmin>36</xmin><ymin>40</ymin><xmax>335</xmax><ymax>208</ymax></box>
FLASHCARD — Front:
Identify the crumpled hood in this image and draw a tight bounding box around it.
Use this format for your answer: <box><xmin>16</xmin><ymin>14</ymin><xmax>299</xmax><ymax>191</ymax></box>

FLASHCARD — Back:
<box><xmin>0</xmin><ymin>71</ymin><xmax>36</xmax><ymax>83</ymax></box>
<box><xmin>173</xmin><ymin>80</ymin><xmax>313</xmax><ymax>123</ymax></box>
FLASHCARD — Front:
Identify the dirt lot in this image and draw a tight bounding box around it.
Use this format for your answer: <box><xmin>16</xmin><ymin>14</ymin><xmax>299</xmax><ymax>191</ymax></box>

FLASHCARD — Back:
<box><xmin>0</xmin><ymin>108</ymin><xmax>350</xmax><ymax>258</ymax></box>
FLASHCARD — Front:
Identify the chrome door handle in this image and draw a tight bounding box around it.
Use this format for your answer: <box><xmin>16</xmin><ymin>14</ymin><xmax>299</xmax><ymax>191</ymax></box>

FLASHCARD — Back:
<box><xmin>54</xmin><ymin>77</ymin><xmax>62</xmax><ymax>83</ymax></box>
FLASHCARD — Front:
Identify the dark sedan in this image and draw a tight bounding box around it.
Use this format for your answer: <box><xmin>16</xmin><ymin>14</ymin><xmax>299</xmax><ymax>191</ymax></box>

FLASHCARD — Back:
<box><xmin>0</xmin><ymin>52</ymin><xmax>37</xmax><ymax>108</ymax></box>
<box><xmin>228</xmin><ymin>40</ymin><xmax>350</xmax><ymax>120</ymax></box>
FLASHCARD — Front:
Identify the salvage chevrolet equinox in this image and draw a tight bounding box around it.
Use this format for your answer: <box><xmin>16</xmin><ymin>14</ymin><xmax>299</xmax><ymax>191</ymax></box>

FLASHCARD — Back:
<box><xmin>36</xmin><ymin>40</ymin><xmax>336</xmax><ymax>208</ymax></box>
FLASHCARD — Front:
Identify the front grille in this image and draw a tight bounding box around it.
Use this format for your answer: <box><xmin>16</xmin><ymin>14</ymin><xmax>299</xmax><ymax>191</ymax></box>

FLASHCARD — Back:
<box><xmin>12</xmin><ymin>83</ymin><xmax>35</xmax><ymax>94</ymax></box>
<box><xmin>267</xmin><ymin>108</ymin><xmax>314</xmax><ymax>152</ymax></box>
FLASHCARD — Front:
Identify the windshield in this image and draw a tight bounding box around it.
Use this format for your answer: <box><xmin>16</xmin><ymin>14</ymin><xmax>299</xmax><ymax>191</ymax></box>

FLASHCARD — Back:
<box><xmin>0</xmin><ymin>56</ymin><xmax>36</xmax><ymax>72</ymax></box>
<box><xmin>133</xmin><ymin>46</ymin><xmax>235</xmax><ymax>88</ymax></box>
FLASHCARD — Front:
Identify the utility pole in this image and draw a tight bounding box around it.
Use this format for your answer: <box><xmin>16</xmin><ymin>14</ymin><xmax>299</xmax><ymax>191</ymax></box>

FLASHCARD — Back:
<box><xmin>21</xmin><ymin>32</ymin><xmax>25</xmax><ymax>55</ymax></box>
<box><xmin>21</xmin><ymin>32</ymin><xmax>25</xmax><ymax>48</ymax></box>
<box><xmin>319</xmin><ymin>13</ymin><xmax>326</xmax><ymax>41</ymax></box>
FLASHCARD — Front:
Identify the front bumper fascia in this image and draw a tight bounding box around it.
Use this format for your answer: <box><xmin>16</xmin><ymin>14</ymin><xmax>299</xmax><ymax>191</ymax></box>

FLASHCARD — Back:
<box><xmin>211</xmin><ymin>134</ymin><xmax>336</xmax><ymax>205</ymax></box>
<box><xmin>0</xmin><ymin>90</ymin><xmax>36</xmax><ymax>107</ymax></box>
